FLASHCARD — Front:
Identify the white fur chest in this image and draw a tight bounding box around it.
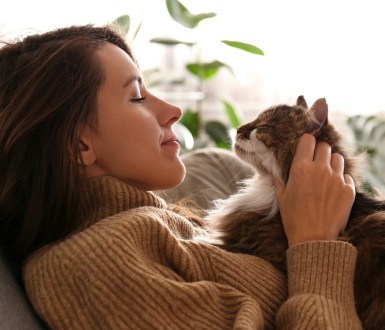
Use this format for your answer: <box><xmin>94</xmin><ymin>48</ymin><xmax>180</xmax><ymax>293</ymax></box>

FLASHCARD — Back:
<box><xmin>206</xmin><ymin>174</ymin><xmax>279</xmax><ymax>223</ymax></box>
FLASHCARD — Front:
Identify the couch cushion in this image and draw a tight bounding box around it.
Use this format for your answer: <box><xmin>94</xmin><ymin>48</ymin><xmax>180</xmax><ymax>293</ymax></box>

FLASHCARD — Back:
<box><xmin>157</xmin><ymin>147</ymin><xmax>254</xmax><ymax>209</ymax></box>
<box><xmin>0</xmin><ymin>252</ymin><xmax>44</xmax><ymax>329</ymax></box>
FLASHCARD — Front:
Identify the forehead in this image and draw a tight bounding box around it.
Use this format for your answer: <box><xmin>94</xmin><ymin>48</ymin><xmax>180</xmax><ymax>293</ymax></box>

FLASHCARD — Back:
<box><xmin>258</xmin><ymin>105</ymin><xmax>305</xmax><ymax>122</ymax></box>
<box><xmin>97</xmin><ymin>43</ymin><xmax>141</xmax><ymax>84</ymax></box>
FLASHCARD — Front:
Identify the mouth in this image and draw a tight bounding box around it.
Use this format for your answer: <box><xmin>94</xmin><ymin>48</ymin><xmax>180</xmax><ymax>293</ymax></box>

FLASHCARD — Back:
<box><xmin>234</xmin><ymin>137</ymin><xmax>255</xmax><ymax>156</ymax></box>
<box><xmin>234</xmin><ymin>142</ymin><xmax>257</xmax><ymax>164</ymax></box>
<box><xmin>234</xmin><ymin>144</ymin><xmax>249</xmax><ymax>157</ymax></box>
<box><xmin>235</xmin><ymin>139</ymin><xmax>271</xmax><ymax>173</ymax></box>
<box><xmin>161</xmin><ymin>135</ymin><xmax>179</xmax><ymax>146</ymax></box>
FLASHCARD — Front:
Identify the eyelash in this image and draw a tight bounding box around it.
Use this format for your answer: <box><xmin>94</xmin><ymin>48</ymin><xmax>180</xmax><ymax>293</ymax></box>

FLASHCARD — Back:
<box><xmin>131</xmin><ymin>97</ymin><xmax>146</xmax><ymax>104</ymax></box>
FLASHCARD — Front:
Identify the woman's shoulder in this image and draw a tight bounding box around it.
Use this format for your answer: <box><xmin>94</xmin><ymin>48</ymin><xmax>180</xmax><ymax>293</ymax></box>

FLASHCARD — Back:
<box><xmin>24</xmin><ymin>206</ymin><xmax>201</xmax><ymax>271</ymax></box>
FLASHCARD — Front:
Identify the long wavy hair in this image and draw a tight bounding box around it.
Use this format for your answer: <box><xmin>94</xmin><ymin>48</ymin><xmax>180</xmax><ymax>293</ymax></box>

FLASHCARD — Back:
<box><xmin>0</xmin><ymin>25</ymin><xmax>134</xmax><ymax>265</ymax></box>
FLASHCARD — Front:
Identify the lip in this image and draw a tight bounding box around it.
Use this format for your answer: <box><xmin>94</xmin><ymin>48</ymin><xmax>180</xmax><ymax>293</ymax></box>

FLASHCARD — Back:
<box><xmin>161</xmin><ymin>135</ymin><xmax>179</xmax><ymax>146</ymax></box>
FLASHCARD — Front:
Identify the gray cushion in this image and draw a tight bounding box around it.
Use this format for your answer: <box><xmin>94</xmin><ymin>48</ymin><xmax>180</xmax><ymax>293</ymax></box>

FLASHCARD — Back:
<box><xmin>0</xmin><ymin>252</ymin><xmax>45</xmax><ymax>329</ymax></box>
<box><xmin>157</xmin><ymin>147</ymin><xmax>254</xmax><ymax>209</ymax></box>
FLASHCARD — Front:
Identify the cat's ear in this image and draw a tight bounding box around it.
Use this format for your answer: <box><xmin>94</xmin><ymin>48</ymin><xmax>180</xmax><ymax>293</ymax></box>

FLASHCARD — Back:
<box><xmin>306</xmin><ymin>98</ymin><xmax>328</xmax><ymax>136</ymax></box>
<box><xmin>296</xmin><ymin>95</ymin><xmax>308</xmax><ymax>108</ymax></box>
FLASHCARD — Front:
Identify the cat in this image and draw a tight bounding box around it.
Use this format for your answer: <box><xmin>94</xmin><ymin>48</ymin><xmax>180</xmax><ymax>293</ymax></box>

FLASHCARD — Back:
<box><xmin>205</xmin><ymin>95</ymin><xmax>385</xmax><ymax>330</ymax></box>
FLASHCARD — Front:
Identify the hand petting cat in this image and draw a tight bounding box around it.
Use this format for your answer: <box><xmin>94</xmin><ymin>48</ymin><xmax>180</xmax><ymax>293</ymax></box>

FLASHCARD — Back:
<box><xmin>274</xmin><ymin>133</ymin><xmax>356</xmax><ymax>247</ymax></box>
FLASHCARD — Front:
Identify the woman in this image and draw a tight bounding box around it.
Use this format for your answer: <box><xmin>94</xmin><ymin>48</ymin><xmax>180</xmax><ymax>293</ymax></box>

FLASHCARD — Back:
<box><xmin>0</xmin><ymin>25</ymin><xmax>360</xmax><ymax>329</ymax></box>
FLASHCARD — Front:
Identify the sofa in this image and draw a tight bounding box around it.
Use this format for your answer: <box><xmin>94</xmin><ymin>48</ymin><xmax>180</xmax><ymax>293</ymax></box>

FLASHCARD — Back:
<box><xmin>0</xmin><ymin>251</ymin><xmax>45</xmax><ymax>329</ymax></box>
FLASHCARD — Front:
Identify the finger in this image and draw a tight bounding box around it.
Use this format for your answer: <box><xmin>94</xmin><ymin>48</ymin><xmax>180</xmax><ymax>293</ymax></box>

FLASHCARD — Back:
<box><xmin>313</xmin><ymin>142</ymin><xmax>331</xmax><ymax>163</ymax></box>
<box><xmin>344</xmin><ymin>174</ymin><xmax>356</xmax><ymax>203</ymax></box>
<box><xmin>292</xmin><ymin>134</ymin><xmax>316</xmax><ymax>166</ymax></box>
<box><xmin>344</xmin><ymin>174</ymin><xmax>355</xmax><ymax>189</ymax></box>
<box><xmin>330</xmin><ymin>153</ymin><xmax>344</xmax><ymax>174</ymax></box>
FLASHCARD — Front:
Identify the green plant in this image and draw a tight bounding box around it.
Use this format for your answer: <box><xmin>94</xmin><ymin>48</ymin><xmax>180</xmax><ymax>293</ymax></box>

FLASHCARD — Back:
<box><xmin>152</xmin><ymin>0</ymin><xmax>264</xmax><ymax>151</ymax></box>
<box><xmin>347</xmin><ymin>114</ymin><xmax>385</xmax><ymax>194</ymax></box>
<box><xmin>113</xmin><ymin>15</ymin><xmax>142</xmax><ymax>42</ymax></box>
<box><xmin>114</xmin><ymin>0</ymin><xmax>264</xmax><ymax>151</ymax></box>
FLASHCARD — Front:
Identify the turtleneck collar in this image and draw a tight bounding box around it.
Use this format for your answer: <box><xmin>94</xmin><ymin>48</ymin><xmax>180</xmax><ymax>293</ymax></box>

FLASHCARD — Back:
<box><xmin>78</xmin><ymin>176</ymin><xmax>167</xmax><ymax>229</ymax></box>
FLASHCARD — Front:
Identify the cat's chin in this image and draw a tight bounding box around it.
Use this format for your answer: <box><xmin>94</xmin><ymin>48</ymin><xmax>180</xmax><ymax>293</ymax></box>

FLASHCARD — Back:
<box><xmin>234</xmin><ymin>144</ymin><xmax>258</xmax><ymax>168</ymax></box>
<box><xmin>234</xmin><ymin>143</ymin><xmax>255</xmax><ymax>158</ymax></box>
<box><xmin>234</xmin><ymin>140</ymin><xmax>275</xmax><ymax>177</ymax></box>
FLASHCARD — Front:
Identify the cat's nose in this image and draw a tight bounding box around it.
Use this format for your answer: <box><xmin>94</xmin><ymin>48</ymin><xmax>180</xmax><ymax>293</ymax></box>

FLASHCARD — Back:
<box><xmin>237</xmin><ymin>125</ymin><xmax>251</xmax><ymax>139</ymax></box>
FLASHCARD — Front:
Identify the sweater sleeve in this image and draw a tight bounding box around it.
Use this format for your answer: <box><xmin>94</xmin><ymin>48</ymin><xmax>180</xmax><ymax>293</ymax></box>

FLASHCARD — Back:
<box><xmin>276</xmin><ymin>241</ymin><xmax>362</xmax><ymax>329</ymax></box>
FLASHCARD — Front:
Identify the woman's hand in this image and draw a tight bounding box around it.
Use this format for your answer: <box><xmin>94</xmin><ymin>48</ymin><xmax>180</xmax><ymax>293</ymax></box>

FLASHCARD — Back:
<box><xmin>275</xmin><ymin>134</ymin><xmax>355</xmax><ymax>247</ymax></box>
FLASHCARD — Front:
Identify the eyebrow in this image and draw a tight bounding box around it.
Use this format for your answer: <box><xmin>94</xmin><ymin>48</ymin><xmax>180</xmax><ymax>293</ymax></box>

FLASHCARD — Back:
<box><xmin>123</xmin><ymin>75</ymin><xmax>142</xmax><ymax>88</ymax></box>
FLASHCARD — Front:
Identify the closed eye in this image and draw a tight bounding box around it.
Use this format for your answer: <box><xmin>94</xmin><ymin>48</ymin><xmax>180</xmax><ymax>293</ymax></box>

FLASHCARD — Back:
<box><xmin>256</xmin><ymin>125</ymin><xmax>272</xmax><ymax>131</ymax></box>
<box><xmin>131</xmin><ymin>97</ymin><xmax>146</xmax><ymax>104</ymax></box>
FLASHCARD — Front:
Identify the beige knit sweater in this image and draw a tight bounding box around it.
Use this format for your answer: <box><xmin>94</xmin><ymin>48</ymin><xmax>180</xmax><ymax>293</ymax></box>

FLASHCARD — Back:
<box><xmin>23</xmin><ymin>176</ymin><xmax>362</xmax><ymax>329</ymax></box>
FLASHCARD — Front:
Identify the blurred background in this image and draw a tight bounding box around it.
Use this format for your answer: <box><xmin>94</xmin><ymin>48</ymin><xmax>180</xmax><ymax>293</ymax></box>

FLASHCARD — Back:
<box><xmin>2</xmin><ymin>0</ymin><xmax>385</xmax><ymax>190</ymax></box>
<box><xmin>2</xmin><ymin>0</ymin><xmax>385</xmax><ymax>116</ymax></box>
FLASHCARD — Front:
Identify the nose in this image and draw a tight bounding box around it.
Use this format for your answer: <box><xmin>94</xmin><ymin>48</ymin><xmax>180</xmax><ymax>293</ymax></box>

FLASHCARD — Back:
<box><xmin>155</xmin><ymin>96</ymin><xmax>183</xmax><ymax>126</ymax></box>
<box><xmin>237</xmin><ymin>123</ymin><xmax>252</xmax><ymax>139</ymax></box>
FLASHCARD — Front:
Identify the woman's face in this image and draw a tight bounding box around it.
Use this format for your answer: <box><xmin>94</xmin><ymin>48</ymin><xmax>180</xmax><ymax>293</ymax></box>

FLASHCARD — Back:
<box><xmin>83</xmin><ymin>43</ymin><xmax>185</xmax><ymax>191</ymax></box>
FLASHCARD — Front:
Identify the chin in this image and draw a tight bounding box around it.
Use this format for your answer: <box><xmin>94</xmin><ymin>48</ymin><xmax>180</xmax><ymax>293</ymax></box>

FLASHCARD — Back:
<box><xmin>169</xmin><ymin>163</ymin><xmax>187</xmax><ymax>188</ymax></box>
<box><xmin>153</xmin><ymin>162</ymin><xmax>186</xmax><ymax>191</ymax></box>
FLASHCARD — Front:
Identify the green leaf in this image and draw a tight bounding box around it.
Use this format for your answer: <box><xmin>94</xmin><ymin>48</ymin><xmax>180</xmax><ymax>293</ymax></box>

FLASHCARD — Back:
<box><xmin>132</xmin><ymin>20</ymin><xmax>143</xmax><ymax>41</ymax></box>
<box><xmin>186</xmin><ymin>61</ymin><xmax>229</xmax><ymax>80</ymax></box>
<box><xmin>347</xmin><ymin>114</ymin><xmax>385</xmax><ymax>195</ymax></box>
<box><xmin>348</xmin><ymin>115</ymin><xmax>385</xmax><ymax>150</ymax></box>
<box><xmin>114</xmin><ymin>15</ymin><xmax>131</xmax><ymax>35</ymax></box>
<box><xmin>222</xmin><ymin>99</ymin><xmax>241</xmax><ymax>128</ymax></box>
<box><xmin>150</xmin><ymin>37</ymin><xmax>194</xmax><ymax>46</ymax></box>
<box><xmin>166</xmin><ymin>0</ymin><xmax>216</xmax><ymax>29</ymax></box>
<box><xmin>205</xmin><ymin>121</ymin><xmax>232</xmax><ymax>149</ymax></box>
<box><xmin>180</xmin><ymin>108</ymin><xmax>200</xmax><ymax>137</ymax></box>
<box><xmin>221</xmin><ymin>40</ymin><xmax>264</xmax><ymax>56</ymax></box>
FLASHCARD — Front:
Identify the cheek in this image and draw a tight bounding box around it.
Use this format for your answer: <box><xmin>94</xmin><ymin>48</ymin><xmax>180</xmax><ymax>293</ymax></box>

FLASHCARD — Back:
<box><xmin>107</xmin><ymin>111</ymin><xmax>158</xmax><ymax>144</ymax></box>
<box><xmin>132</xmin><ymin>114</ymin><xmax>160</xmax><ymax>145</ymax></box>
<box><xmin>256</xmin><ymin>133</ymin><xmax>274</xmax><ymax>148</ymax></box>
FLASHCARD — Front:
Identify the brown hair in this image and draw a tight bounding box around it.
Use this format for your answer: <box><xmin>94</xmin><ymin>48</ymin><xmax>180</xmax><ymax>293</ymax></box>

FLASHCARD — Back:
<box><xmin>0</xmin><ymin>25</ymin><xmax>134</xmax><ymax>264</ymax></box>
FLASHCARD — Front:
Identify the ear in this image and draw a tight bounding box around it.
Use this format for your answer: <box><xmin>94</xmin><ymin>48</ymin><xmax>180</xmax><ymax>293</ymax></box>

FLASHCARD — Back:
<box><xmin>76</xmin><ymin>125</ymin><xmax>96</xmax><ymax>166</ymax></box>
<box><xmin>296</xmin><ymin>95</ymin><xmax>308</xmax><ymax>108</ymax></box>
<box><xmin>306</xmin><ymin>98</ymin><xmax>328</xmax><ymax>136</ymax></box>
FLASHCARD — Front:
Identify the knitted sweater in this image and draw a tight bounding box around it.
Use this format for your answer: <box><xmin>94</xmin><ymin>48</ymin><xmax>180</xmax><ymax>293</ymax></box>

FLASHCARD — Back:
<box><xmin>23</xmin><ymin>176</ymin><xmax>362</xmax><ymax>329</ymax></box>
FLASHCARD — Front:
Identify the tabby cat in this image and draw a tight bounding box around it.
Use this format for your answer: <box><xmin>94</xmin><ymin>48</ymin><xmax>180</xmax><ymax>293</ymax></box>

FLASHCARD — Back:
<box><xmin>206</xmin><ymin>96</ymin><xmax>385</xmax><ymax>329</ymax></box>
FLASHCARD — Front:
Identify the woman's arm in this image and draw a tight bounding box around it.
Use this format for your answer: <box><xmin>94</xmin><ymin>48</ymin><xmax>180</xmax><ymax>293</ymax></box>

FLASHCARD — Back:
<box><xmin>275</xmin><ymin>134</ymin><xmax>362</xmax><ymax>329</ymax></box>
<box><xmin>276</xmin><ymin>240</ymin><xmax>361</xmax><ymax>329</ymax></box>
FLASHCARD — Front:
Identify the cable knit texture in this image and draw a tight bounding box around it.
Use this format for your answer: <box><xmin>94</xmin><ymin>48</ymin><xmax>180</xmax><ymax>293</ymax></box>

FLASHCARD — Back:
<box><xmin>23</xmin><ymin>176</ymin><xmax>362</xmax><ymax>329</ymax></box>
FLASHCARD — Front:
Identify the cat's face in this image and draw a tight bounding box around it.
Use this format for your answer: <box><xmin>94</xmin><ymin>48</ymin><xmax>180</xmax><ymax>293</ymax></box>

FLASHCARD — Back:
<box><xmin>234</xmin><ymin>96</ymin><xmax>330</xmax><ymax>182</ymax></box>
